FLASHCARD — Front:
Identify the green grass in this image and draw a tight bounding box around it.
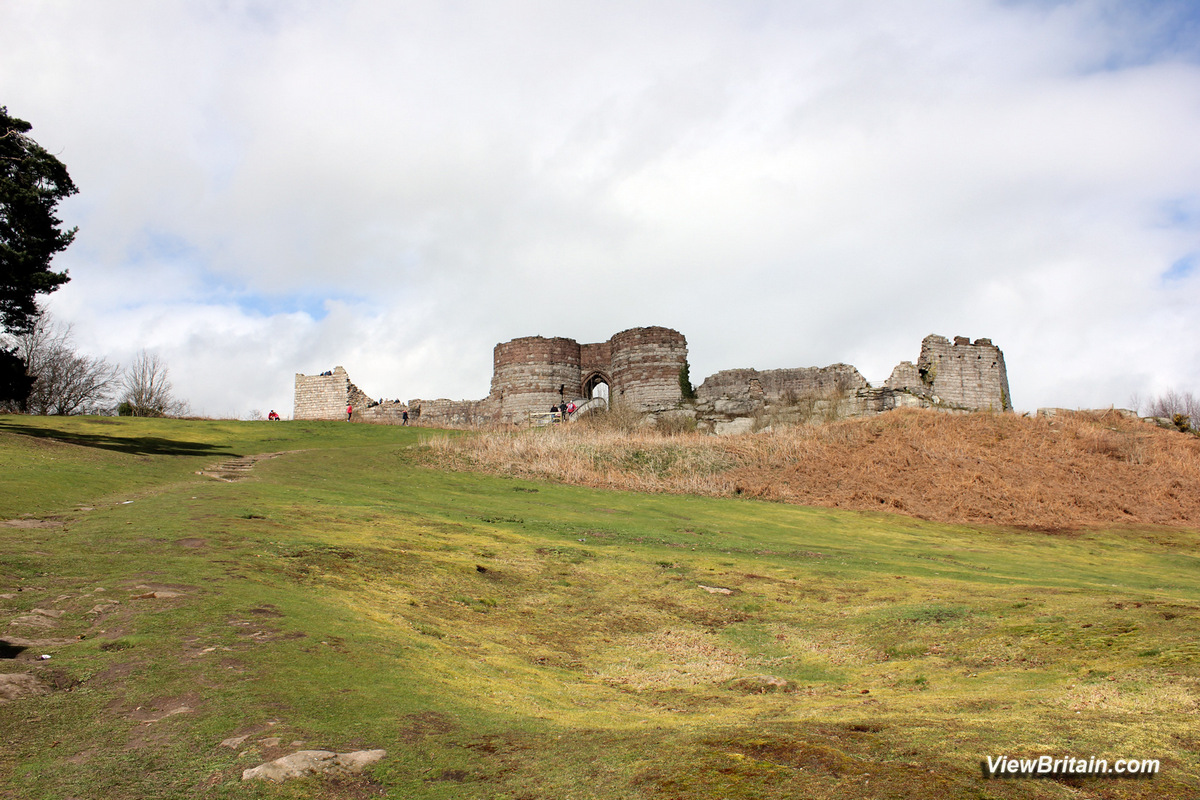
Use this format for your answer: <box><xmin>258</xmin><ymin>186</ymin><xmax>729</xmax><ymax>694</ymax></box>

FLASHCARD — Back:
<box><xmin>0</xmin><ymin>414</ymin><xmax>1198</xmax><ymax>799</ymax></box>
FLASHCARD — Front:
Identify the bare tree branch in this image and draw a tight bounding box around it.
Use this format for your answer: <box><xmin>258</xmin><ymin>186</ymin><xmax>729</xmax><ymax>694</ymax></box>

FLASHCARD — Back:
<box><xmin>2</xmin><ymin>310</ymin><xmax>119</xmax><ymax>414</ymax></box>
<box><xmin>121</xmin><ymin>350</ymin><xmax>187</xmax><ymax>416</ymax></box>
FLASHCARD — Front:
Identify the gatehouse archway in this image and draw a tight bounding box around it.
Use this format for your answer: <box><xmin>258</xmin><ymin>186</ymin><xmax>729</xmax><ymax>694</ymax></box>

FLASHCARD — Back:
<box><xmin>582</xmin><ymin>371</ymin><xmax>610</xmax><ymax>402</ymax></box>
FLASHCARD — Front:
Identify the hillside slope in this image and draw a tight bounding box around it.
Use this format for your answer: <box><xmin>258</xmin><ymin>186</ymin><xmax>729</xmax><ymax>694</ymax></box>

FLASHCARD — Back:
<box><xmin>1</xmin><ymin>415</ymin><xmax>1198</xmax><ymax>798</ymax></box>
<box><xmin>429</xmin><ymin>409</ymin><xmax>1200</xmax><ymax>530</ymax></box>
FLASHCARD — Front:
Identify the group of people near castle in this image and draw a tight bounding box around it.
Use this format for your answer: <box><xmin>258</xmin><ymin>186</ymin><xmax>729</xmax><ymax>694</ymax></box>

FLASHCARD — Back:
<box><xmin>551</xmin><ymin>401</ymin><xmax>577</xmax><ymax>422</ymax></box>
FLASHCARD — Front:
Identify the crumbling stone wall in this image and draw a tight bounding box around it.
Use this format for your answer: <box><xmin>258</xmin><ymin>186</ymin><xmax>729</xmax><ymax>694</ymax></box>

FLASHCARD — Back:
<box><xmin>886</xmin><ymin>335</ymin><xmax>1011</xmax><ymax>411</ymax></box>
<box><xmin>697</xmin><ymin>364</ymin><xmax>869</xmax><ymax>403</ymax></box>
<box><xmin>692</xmin><ymin>334</ymin><xmax>1010</xmax><ymax>433</ymax></box>
<box><xmin>293</xmin><ymin>367</ymin><xmax>372</xmax><ymax>420</ymax></box>
<box><xmin>405</xmin><ymin>397</ymin><xmax>499</xmax><ymax>427</ymax></box>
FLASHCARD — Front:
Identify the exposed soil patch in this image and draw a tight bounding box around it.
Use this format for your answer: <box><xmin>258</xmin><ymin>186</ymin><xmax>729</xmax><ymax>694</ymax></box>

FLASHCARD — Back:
<box><xmin>127</xmin><ymin>691</ymin><xmax>201</xmax><ymax>723</ymax></box>
<box><xmin>398</xmin><ymin>711</ymin><xmax>457</xmax><ymax>743</ymax></box>
<box><xmin>0</xmin><ymin>672</ymin><xmax>48</xmax><ymax>703</ymax></box>
<box><xmin>196</xmin><ymin>450</ymin><xmax>298</xmax><ymax>482</ymax></box>
<box><xmin>1</xmin><ymin>518</ymin><xmax>64</xmax><ymax>529</ymax></box>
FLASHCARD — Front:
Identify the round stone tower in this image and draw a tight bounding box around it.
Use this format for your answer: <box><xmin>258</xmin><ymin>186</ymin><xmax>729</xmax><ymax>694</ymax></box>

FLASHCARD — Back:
<box><xmin>490</xmin><ymin>336</ymin><xmax>582</xmax><ymax>420</ymax></box>
<box><xmin>610</xmin><ymin>326</ymin><xmax>688</xmax><ymax>411</ymax></box>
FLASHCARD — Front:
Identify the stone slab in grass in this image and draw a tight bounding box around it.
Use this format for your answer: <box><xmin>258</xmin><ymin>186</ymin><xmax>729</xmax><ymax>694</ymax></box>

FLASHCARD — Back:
<box><xmin>242</xmin><ymin>749</ymin><xmax>386</xmax><ymax>782</ymax></box>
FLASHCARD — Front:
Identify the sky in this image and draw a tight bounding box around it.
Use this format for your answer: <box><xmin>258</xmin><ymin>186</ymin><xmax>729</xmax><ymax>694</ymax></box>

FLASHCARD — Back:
<box><xmin>1</xmin><ymin>0</ymin><xmax>1198</xmax><ymax>418</ymax></box>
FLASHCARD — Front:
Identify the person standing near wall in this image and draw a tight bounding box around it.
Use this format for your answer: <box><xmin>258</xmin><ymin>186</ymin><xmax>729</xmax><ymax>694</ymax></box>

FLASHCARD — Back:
<box><xmin>346</xmin><ymin>403</ymin><xmax>353</xmax><ymax>421</ymax></box>
<box><xmin>402</xmin><ymin>410</ymin><xmax>409</xmax><ymax>425</ymax></box>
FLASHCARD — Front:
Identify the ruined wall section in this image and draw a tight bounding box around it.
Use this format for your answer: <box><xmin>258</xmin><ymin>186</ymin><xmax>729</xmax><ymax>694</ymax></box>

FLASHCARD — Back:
<box><xmin>490</xmin><ymin>336</ymin><xmax>582</xmax><ymax>422</ymax></box>
<box><xmin>692</xmin><ymin>335</ymin><xmax>1010</xmax><ymax>433</ymax></box>
<box><xmin>405</xmin><ymin>397</ymin><xmax>499</xmax><ymax>428</ymax></box>
<box><xmin>884</xmin><ymin>361</ymin><xmax>925</xmax><ymax>396</ymax></box>
<box><xmin>293</xmin><ymin>367</ymin><xmax>372</xmax><ymax>420</ymax></box>
<box><xmin>609</xmin><ymin>326</ymin><xmax>687</xmax><ymax>412</ymax></box>
<box><xmin>697</xmin><ymin>364</ymin><xmax>869</xmax><ymax>403</ymax></box>
<box><xmin>909</xmin><ymin>335</ymin><xmax>1012</xmax><ymax>411</ymax></box>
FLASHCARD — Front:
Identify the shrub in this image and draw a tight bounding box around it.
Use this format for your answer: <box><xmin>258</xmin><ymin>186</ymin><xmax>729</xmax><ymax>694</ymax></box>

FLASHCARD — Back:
<box><xmin>1140</xmin><ymin>389</ymin><xmax>1199</xmax><ymax>432</ymax></box>
<box><xmin>679</xmin><ymin>362</ymin><xmax>696</xmax><ymax>400</ymax></box>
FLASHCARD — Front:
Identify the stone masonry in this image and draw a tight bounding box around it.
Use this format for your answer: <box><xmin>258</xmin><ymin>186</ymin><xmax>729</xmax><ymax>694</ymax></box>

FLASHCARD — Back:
<box><xmin>293</xmin><ymin>367</ymin><xmax>372</xmax><ymax>420</ymax></box>
<box><xmin>486</xmin><ymin>326</ymin><xmax>687</xmax><ymax>423</ymax></box>
<box><xmin>293</xmin><ymin>329</ymin><xmax>1011</xmax><ymax>429</ymax></box>
<box><xmin>697</xmin><ymin>364</ymin><xmax>870</xmax><ymax>404</ymax></box>
<box><xmin>690</xmin><ymin>334</ymin><xmax>1011</xmax><ymax>432</ymax></box>
<box><xmin>885</xmin><ymin>335</ymin><xmax>1012</xmax><ymax>411</ymax></box>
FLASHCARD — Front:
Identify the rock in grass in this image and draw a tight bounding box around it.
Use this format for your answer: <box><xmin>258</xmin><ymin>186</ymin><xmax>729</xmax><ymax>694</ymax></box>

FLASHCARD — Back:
<box><xmin>0</xmin><ymin>673</ymin><xmax>49</xmax><ymax>703</ymax></box>
<box><xmin>241</xmin><ymin>749</ymin><xmax>386</xmax><ymax>782</ymax></box>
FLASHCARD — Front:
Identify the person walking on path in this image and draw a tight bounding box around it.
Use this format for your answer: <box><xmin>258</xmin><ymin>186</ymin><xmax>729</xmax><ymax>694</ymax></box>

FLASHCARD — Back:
<box><xmin>346</xmin><ymin>404</ymin><xmax>353</xmax><ymax>421</ymax></box>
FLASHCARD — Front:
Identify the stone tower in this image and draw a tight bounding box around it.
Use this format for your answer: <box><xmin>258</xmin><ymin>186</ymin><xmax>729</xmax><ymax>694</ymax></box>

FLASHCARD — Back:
<box><xmin>886</xmin><ymin>335</ymin><xmax>1011</xmax><ymax>411</ymax></box>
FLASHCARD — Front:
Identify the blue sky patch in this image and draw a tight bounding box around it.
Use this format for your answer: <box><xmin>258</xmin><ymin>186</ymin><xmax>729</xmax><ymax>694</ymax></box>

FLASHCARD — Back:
<box><xmin>1163</xmin><ymin>253</ymin><xmax>1198</xmax><ymax>283</ymax></box>
<box><xmin>1160</xmin><ymin>196</ymin><xmax>1200</xmax><ymax>229</ymax></box>
<box><xmin>233</xmin><ymin>291</ymin><xmax>366</xmax><ymax>321</ymax></box>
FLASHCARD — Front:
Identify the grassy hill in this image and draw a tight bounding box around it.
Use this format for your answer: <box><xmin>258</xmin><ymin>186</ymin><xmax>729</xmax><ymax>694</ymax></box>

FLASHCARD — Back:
<box><xmin>0</xmin><ymin>414</ymin><xmax>1197</xmax><ymax>799</ymax></box>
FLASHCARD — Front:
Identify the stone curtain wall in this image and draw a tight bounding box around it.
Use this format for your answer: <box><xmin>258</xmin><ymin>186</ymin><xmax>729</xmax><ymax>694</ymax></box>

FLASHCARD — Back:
<box><xmin>697</xmin><ymin>364</ymin><xmax>869</xmax><ymax>403</ymax></box>
<box><xmin>293</xmin><ymin>367</ymin><xmax>372</xmax><ymax>420</ymax></box>
<box><xmin>609</xmin><ymin>327</ymin><xmax>688</xmax><ymax>412</ymax></box>
<box><xmin>692</xmin><ymin>335</ymin><xmax>1010</xmax><ymax>432</ymax></box>
<box><xmin>405</xmin><ymin>398</ymin><xmax>499</xmax><ymax>427</ymax></box>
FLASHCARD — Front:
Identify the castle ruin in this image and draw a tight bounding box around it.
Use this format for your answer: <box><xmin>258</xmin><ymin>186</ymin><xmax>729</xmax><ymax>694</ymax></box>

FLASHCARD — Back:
<box><xmin>293</xmin><ymin>328</ymin><xmax>1011</xmax><ymax>429</ymax></box>
<box><xmin>489</xmin><ymin>326</ymin><xmax>688</xmax><ymax>421</ymax></box>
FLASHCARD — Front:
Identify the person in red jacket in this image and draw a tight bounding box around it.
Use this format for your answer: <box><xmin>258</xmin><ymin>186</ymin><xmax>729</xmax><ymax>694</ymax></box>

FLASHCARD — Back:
<box><xmin>346</xmin><ymin>404</ymin><xmax>353</xmax><ymax>421</ymax></box>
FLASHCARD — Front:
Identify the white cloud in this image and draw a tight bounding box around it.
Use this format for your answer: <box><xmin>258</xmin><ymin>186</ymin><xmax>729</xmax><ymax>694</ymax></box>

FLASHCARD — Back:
<box><xmin>3</xmin><ymin>0</ymin><xmax>1199</xmax><ymax>416</ymax></box>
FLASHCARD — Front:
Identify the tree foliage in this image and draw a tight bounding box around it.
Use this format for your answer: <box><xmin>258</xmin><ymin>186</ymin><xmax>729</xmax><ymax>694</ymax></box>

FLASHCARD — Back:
<box><xmin>0</xmin><ymin>107</ymin><xmax>76</xmax><ymax>335</ymax></box>
<box><xmin>678</xmin><ymin>361</ymin><xmax>696</xmax><ymax>401</ymax></box>
<box><xmin>0</xmin><ymin>346</ymin><xmax>34</xmax><ymax>404</ymax></box>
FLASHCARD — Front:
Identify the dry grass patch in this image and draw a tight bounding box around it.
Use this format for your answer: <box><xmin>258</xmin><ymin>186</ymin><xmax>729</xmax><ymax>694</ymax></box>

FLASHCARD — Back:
<box><xmin>424</xmin><ymin>409</ymin><xmax>1200</xmax><ymax>530</ymax></box>
<box><xmin>595</xmin><ymin>629</ymin><xmax>748</xmax><ymax>690</ymax></box>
